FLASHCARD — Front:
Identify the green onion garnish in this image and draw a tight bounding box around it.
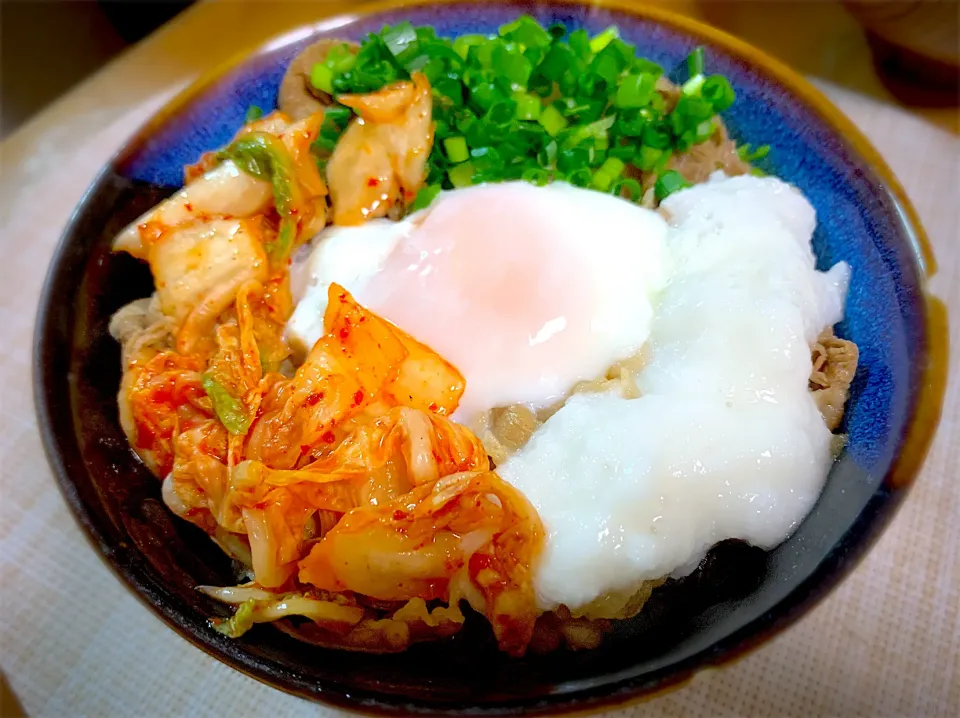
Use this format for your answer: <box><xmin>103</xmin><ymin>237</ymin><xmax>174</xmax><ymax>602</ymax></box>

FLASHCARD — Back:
<box><xmin>382</xmin><ymin>21</ymin><xmax>418</xmax><ymax>60</ymax></box>
<box><xmin>409</xmin><ymin>183</ymin><xmax>442</xmax><ymax>212</ymax></box>
<box><xmin>682</xmin><ymin>74</ymin><xmax>705</xmax><ymax>97</ymax></box>
<box><xmin>687</xmin><ymin>47</ymin><xmax>705</xmax><ymax>78</ymax></box>
<box><xmin>701</xmin><ymin>75</ymin><xmax>736</xmax><ymax>111</ymax></box>
<box><xmin>244</xmin><ymin>105</ymin><xmax>263</xmax><ymax>123</ymax></box>
<box><xmin>443</xmin><ymin>136</ymin><xmax>470</xmax><ymax>163</ymax></box>
<box><xmin>590</xmin><ymin>156</ymin><xmax>625</xmax><ymax>191</ymax></box>
<box><xmin>514</xmin><ymin>92</ymin><xmax>542</xmax><ymax>120</ymax></box>
<box><xmin>448</xmin><ymin>161</ymin><xmax>475</xmax><ymax>188</ymax></box>
<box><xmin>521</xmin><ymin>167</ymin><xmax>551</xmax><ymax>186</ymax></box>
<box><xmin>538</xmin><ymin>104</ymin><xmax>568</xmax><ymax>136</ymax></box>
<box><xmin>313</xmin><ymin>17</ymin><xmax>749</xmax><ymax>207</ymax></box>
<box><xmin>615</xmin><ymin>73</ymin><xmax>656</xmax><ymax>108</ymax></box>
<box><xmin>642</xmin><ymin>122</ymin><xmax>672</xmax><ymax>150</ymax></box>
<box><xmin>499</xmin><ymin>15</ymin><xmax>553</xmax><ymax>48</ymax></box>
<box><xmin>567</xmin><ymin>168</ymin><xmax>593</xmax><ymax>187</ymax></box>
<box><xmin>637</xmin><ymin>145</ymin><xmax>664</xmax><ymax>171</ymax></box>
<box><xmin>589</xmin><ymin>26</ymin><xmax>620</xmax><ymax>54</ymax></box>
<box><xmin>311</xmin><ymin>63</ymin><xmax>335</xmax><ymax>94</ymax></box>
<box><xmin>738</xmin><ymin>143</ymin><xmax>771</xmax><ymax>162</ymax></box>
<box><xmin>654</xmin><ymin>169</ymin><xmax>691</xmax><ymax>201</ymax></box>
<box><xmin>611</xmin><ymin>177</ymin><xmax>643</xmax><ymax>201</ymax></box>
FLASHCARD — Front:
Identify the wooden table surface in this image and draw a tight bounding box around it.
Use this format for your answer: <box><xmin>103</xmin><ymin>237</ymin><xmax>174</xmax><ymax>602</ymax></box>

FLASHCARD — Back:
<box><xmin>1</xmin><ymin>1</ymin><xmax>958</xmax><ymax>716</ymax></box>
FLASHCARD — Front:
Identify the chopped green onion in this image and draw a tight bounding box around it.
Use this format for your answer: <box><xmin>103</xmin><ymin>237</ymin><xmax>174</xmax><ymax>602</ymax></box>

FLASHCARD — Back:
<box><xmin>473</xmin><ymin>41</ymin><xmax>496</xmax><ymax>69</ymax></box>
<box><xmin>434</xmin><ymin>77</ymin><xmax>464</xmax><ymax>106</ymax></box>
<box><xmin>615</xmin><ymin>73</ymin><xmax>656</xmax><ymax>108</ymax></box>
<box><xmin>608</xmin><ymin>142</ymin><xmax>638</xmax><ymax>161</ymax></box>
<box><xmin>382</xmin><ymin>22</ymin><xmax>418</xmax><ymax>59</ymax></box>
<box><xmin>637</xmin><ymin>145</ymin><xmax>664</xmax><ymax>171</ymax></box>
<box><xmin>538</xmin><ymin>103</ymin><xmax>568</xmax><ymax>136</ymax></box>
<box><xmin>538</xmin><ymin>139</ymin><xmax>558</xmax><ymax>166</ymax></box>
<box><xmin>454</xmin><ymin>34</ymin><xmax>487</xmax><ymax>60</ymax></box>
<box><xmin>523</xmin><ymin>44</ymin><xmax>547</xmax><ymax>67</ymax></box>
<box><xmin>499</xmin><ymin>15</ymin><xmax>552</xmax><ymax>48</ymax></box>
<box><xmin>202</xmin><ymin>375</ymin><xmax>251</xmax><ymax>435</ymax></box>
<box><xmin>589</xmin><ymin>26</ymin><xmax>620</xmax><ymax>54</ymax></box>
<box><xmin>653</xmin><ymin>148</ymin><xmax>673</xmax><ymax>173</ymax></box>
<box><xmin>682</xmin><ymin>73</ymin><xmax>705</xmax><ymax>96</ymax></box>
<box><xmin>675</xmin><ymin>95</ymin><xmax>714</xmax><ymax>122</ymax></box>
<box><xmin>607</xmin><ymin>38</ymin><xmax>636</xmax><ymax>65</ymax></box>
<box><xmin>409</xmin><ymin>183</ymin><xmax>442</xmax><ymax>212</ymax></box>
<box><xmin>576</xmin><ymin>73</ymin><xmax>607</xmax><ymax>100</ymax></box>
<box><xmin>557</xmin><ymin>146</ymin><xmax>589</xmax><ymax>173</ymax></box>
<box><xmin>701</xmin><ymin>75</ymin><xmax>735</xmax><ymax>111</ymax></box>
<box><xmin>324</xmin><ymin>105</ymin><xmax>353</xmax><ymax>126</ymax></box>
<box><xmin>590</xmin><ymin>52</ymin><xmax>621</xmax><ymax>86</ymax></box>
<box><xmin>567</xmin><ymin>29</ymin><xmax>591</xmax><ymax>60</ymax></box>
<box><xmin>467</xmin><ymin>80</ymin><xmax>502</xmax><ymax>113</ymax></box>
<box><xmin>560</xmin><ymin>116</ymin><xmax>615</xmax><ymax>156</ymax></box>
<box><xmin>538</xmin><ymin>44</ymin><xmax>572</xmax><ymax>81</ymax></box>
<box><xmin>617</xmin><ymin>111</ymin><xmax>647</xmax><ymax>137</ymax></box>
<box><xmin>687</xmin><ymin>47</ymin><xmax>705</xmax><ymax>78</ymax></box>
<box><xmin>598</xmin><ymin>155</ymin><xmax>625</xmax><ymax>175</ymax></box>
<box><xmin>418</xmin><ymin>57</ymin><xmax>444</xmax><ymax>81</ymax></box>
<box><xmin>522</xmin><ymin>167</ymin><xmax>551</xmax><ymax>186</ymax></box>
<box><xmin>738</xmin><ymin>143</ymin><xmax>771</xmax><ymax>162</ymax></box>
<box><xmin>567</xmin><ymin>167</ymin><xmax>593</xmax><ymax>187</ymax></box>
<box><xmin>316</xmin><ymin>19</ymin><xmax>751</xmax><ymax>198</ymax></box>
<box><xmin>485</xmin><ymin>99</ymin><xmax>517</xmax><ymax>129</ymax></box>
<box><xmin>611</xmin><ymin>177</ymin><xmax>643</xmax><ymax>201</ymax></box>
<box><xmin>633</xmin><ymin>57</ymin><xmax>664</xmax><ymax>77</ymax></box>
<box><xmin>311</xmin><ymin>63</ymin><xmax>335</xmax><ymax>94</ymax></box>
<box><xmin>244</xmin><ymin>105</ymin><xmax>263</xmax><ymax>123</ymax></box>
<box><xmin>493</xmin><ymin>44</ymin><xmax>533</xmax><ymax>88</ymax></box>
<box><xmin>470</xmin><ymin>145</ymin><xmax>504</xmax><ymax>175</ymax></box>
<box><xmin>443</xmin><ymin>135</ymin><xmax>470</xmax><ymax>163</ymax></box>
<box><xmin>448</xmin><ymin>161</ymin><xmax>475</xmax><ymax>188</ymax></box>
<box><xmin>527</xmin><ymin>72</ymin><xmax>553</xmax><ymax>98</ymax></box>
<box><xmin>548</xmin><ymin>23</ymin><xmax>567</xmax><ymax>40</ymax></box>
<box><xmin>325</xmin><ymin>44</ymin><xmax>357</xmax><ymax>73</ymax></box>
<box><xmin>513</xmin><ymin>93</ymin><xmax>542</xmax><ymax>121</ymax></box>
<box><xmin>590</xmin><ymin>156</ymin><xmax>625</xmax><ymax>191</ymax></box>
<box><xmin>694</xmin><ymin>119</ymin><xmax>715</xmax><ymax>142</ymax></box>
<box><xmin>655</xmin><ymin>169</ymin><xmax>691</xmax><ymax>201</ymax></box>
<box><xmin>642</xmin><ymin>122</ymin><xmax>672</xmax><ymax>150</ymax></box>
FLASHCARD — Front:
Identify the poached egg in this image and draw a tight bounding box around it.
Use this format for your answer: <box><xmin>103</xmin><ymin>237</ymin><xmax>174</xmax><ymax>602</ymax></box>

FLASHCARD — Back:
<box><xmin>289</xmin><ymin>181</ymin><xmax>667</xmax><ymax>423</ymax></box>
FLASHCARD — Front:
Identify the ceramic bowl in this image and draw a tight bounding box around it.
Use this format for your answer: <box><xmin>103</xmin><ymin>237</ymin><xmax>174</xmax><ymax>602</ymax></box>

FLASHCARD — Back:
<box><xmin>34</xmin><ymin>0</ymin><xmax>946</xmax><ymax>714</ymax></box>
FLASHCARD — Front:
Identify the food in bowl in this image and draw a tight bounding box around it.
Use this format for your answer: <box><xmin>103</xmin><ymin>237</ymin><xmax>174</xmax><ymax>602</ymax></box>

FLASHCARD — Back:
<box><xmin>108</xmin><ymin>16</ymin><xmax>858</xmax><ymax>656</ymax></box>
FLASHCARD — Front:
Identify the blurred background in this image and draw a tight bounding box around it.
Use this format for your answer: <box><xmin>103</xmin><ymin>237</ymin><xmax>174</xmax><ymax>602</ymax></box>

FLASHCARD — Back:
<box><xmin>1</xmin><ymin>1</ymin><xmax>195</xmax><ymax>136</ymax></box>
<box><xmin>1</xmin><ymin>0</ymin><xmax>957</xmax><ymax>139</ymax></box>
